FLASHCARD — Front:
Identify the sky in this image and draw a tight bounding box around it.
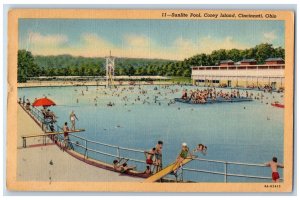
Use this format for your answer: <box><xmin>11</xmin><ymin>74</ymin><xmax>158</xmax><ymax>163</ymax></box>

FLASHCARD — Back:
<box><xmin>19</xmin><ymin>19</ymin><xmax>285</xmax><ymax>60</ymax></box>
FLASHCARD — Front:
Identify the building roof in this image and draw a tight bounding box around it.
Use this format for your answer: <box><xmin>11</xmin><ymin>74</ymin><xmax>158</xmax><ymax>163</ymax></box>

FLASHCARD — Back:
<box><xmin>241</xmin><ymin>58</ymin><xmax>257</xmax><ymax>62</ymax></box>
<box><xmin>220</xmin><ymin>59</ymin><xmax>234</xmax><ymax>64</ymax></box>
<box><xmin>265</xmin><ymin>57</ymin><xmax>284</xmax><ymax>62</ymax></box>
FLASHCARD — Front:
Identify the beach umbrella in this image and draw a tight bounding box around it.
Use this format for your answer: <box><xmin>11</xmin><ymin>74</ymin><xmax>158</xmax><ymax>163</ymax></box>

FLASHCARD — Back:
<box><xmin>32</xmin><ymin>97</ymin><xmax>56</xmax><ymax>107</ymax></box>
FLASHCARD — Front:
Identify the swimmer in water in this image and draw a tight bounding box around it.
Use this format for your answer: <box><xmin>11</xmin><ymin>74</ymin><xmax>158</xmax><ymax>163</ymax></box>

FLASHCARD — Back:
<box><xmin>193</xmin><ymin>144</ymin><xmax>207</xmax><ymax>155</ymax></box>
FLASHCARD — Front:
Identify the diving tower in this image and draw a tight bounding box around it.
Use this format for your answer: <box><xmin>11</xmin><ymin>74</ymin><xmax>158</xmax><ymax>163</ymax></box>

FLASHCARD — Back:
<box><xmin>105</xmin><ymin>51</ymin><xmax>116</xmax><ymax>87</ymax></box>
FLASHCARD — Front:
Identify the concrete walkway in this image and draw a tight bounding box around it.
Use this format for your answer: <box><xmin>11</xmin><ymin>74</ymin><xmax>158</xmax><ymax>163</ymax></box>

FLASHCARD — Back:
<box><xmin>17</xmin><ymin>106</ymin><xmax>142</xmax><ymax>182</ymax></box>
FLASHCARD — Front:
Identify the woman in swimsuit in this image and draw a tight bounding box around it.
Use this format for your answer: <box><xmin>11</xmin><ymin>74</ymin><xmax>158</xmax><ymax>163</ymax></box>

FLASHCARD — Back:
<box><xmin>172</xmin><ymin>143</ymin><xmax>193</xmax><ymax>174</ymax></box>
<box><xmin>70</xmin><ymin>111</ymin><xmax>78</xmax><ymax>131</ymax></box>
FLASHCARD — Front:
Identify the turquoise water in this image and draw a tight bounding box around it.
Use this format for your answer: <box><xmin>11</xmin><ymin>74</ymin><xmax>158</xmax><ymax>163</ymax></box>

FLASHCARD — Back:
<box><xmin>18</xmin><ymin>85</ymin><xmax>284</xmax><ymax>182</ymax></box>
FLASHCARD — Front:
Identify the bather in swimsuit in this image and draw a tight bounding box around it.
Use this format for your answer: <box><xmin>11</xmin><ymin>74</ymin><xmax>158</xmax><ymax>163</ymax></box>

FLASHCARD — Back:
<box><xmin>180</xmin><ymin>148</ymin><xmax>189</xmax><ymax>159</ymax></box>
<box><xmin>272</xmin><ymin>172</ymin><xmax>280</xmax><ymax>181</ymax></box>
<box><xmin>146</xmin><ymin>158</ymin><xmax>153</xmax><ymax>165</ymax></box>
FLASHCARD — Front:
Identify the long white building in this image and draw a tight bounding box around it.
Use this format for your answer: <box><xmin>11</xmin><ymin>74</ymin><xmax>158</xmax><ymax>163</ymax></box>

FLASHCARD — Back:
<box><xmin>191</xmin><ymin>58</ymin><xmax>285</xmax><ymax>89</ymax></box>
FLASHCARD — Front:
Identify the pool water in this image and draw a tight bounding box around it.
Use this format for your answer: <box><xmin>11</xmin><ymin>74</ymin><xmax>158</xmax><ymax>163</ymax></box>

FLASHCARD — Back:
<box><xmin>18</xmin><ymin>85</ymin><xmax>284</xmax><ymax>182</ymax></box>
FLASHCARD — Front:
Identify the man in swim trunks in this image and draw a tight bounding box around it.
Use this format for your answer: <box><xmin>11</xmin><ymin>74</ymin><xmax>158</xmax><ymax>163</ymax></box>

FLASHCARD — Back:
<box><xmin>145</xmin><ymin>147</ymin><xmax>156</xmax><ymax>166</ymax></box>
<box><xmin>172</xmin><ymin>143</ymin><xmax>193</xmax><ymax>174</ymax></box>
<box><xmin>155</xmin><ymin>141</ymin><xmax>163</xmax><ymax>172</ymax></box>
<box><xmin>265</xmin><ymin>157</ymin><xmax>284</xmax><ymax>182</ymax></box>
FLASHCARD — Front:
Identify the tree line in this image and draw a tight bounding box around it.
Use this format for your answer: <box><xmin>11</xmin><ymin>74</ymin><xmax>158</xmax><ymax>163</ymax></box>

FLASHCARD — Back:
<box><xmin>18</xmin><ymin>43</ymin><xmax>284</xmax><ymax>82</ymax></box>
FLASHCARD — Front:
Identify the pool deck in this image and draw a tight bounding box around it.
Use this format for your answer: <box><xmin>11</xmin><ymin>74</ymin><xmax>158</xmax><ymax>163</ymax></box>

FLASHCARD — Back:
<box><xmin>16</xmin><ymin>106</ymin><xmax>143</xmax><ymax>182</ymax></box>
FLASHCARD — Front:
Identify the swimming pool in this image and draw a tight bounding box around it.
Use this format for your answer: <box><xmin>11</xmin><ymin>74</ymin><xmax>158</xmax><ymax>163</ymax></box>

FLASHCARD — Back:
<box><xmin>18</xmin><ymin>85</ymin><xmax>284</xmax><ymax>182</ymax></box>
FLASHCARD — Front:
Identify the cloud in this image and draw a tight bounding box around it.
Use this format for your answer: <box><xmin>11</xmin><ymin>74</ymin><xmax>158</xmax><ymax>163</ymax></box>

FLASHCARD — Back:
<box><xmin>197</xmin><ymin>36</ymin><xmax>249</xmax><ymax>53</ymax></box>
<box><xmin>28</xmin><ymin>32</ymin><xmax>115</xmax><ymax>57</ymax></box>
<box><xmin>124</xmin><ymin>34</ymin><xmax>150</xmax><ymax>48</ymax></box>
<box><xmin>80</xmin><ymin>33</ymin><xmax>111</xmax><ymax>47</ymax></box>
<box><xmin>173</xmin><ymin>37</ymin><xmax>196</xmax><ymax>50</ymax></box>
<box><xmin>30</xmin><ymin>32</ymin><xmax>68</xmax><ymax>47</ymax></box>
<box><xmin>76</xmin><ymin>33</ymin><xmax>115</xmax><ymax>57</ymax></box>
<box><xmin>263</xmin><ymin>31</ymin><xmax>277</xmax><ymax>42</ymax></box>
<box><xmin>168</xmin><ymin>35</ymin><xmax>250</xmax><ymax>60</ymax></box>
<box><xmin>26</xmin><ymin>32</ymin><xmax>251</xmax><ymax>60</ymax></box>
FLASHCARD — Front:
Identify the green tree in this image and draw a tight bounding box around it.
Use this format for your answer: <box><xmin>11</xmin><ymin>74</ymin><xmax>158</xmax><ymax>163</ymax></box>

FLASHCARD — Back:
<box><xmin>254</xmin><ymin>43</ymin><xmax>275</xmax><ymax>64</ymax></box>
<box><xmin>17</xmin><ymin>50</ymin><xmax>40</xmax><ymax>82</ymax></box>
<box><xmin>127</xmin><ymin>65</ymin><xmax>135</xmax><ymax>76</ymax></box>
<box><xmin>226</xmin><ymin>49</ymin><xmax>242</xmax><ymax>62</ymax></box>
<box><xmin>210</xmin><ymin>49</ymin><xmax>227</xmax><ymax>64</ymax></box>
<box><xmin>274</xmin><ymin>47</ymin><xmax>285</xmax><ymax>59</ymax></box>
<box><xmin>183</xmin><ymin>69</ymin><xmax>191</xmax><ymax>77</ymax></box>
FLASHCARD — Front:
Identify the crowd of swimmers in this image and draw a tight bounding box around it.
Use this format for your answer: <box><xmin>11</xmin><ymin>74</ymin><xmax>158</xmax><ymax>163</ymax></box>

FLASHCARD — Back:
<box><xmin>70</xmin><ymin>84</ymin><xmax>284</xmax><ymax>109</ymax></box>
<box><xmin>180</xmin><ymin>86</ymin><xmax>284</xmax><ymax>105</ymax></box>
<box><xmin>72</xmin><ymin>84</ymin><xmax>182</xmax><ymax>108</ymax></box>
<box><xmin>247</xmin><ymin>84</ymin><xmax>283</xmax><ymax>93</ymax></box>
<box><xmin>181</xmin><ymin>88</ymin><xmax>244</xmax><ymax>104</ymax></box>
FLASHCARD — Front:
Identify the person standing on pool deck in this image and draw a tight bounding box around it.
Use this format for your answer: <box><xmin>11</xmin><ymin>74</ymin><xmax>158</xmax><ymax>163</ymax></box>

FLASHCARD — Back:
<box><xmin>265</xmin><ymin>157</ymin><xmax>284</xmax><ymax>182</ymax></box>
<box><xmin>70</xmin><ymin>111</ymin><xmax>78</xmax><ymax>131</ymax></box>
<box><xmin>145</xmin><ymin>147</ymin><xmax>156</xmax><ymax>167</ymax></box>
<box><xmin>63</xmin><ymin>122</ymin><xmax>70</xmax><ymax>150</ymax></box>
<box><xmin>155</xmin><ymin>141</ymin><xmax>163</xmax><ymax>172</ymax></box>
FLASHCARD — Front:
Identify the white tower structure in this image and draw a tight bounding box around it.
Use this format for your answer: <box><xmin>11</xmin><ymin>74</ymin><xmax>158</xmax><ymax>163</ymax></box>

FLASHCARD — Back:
<box><xmin>105</xmin><ymin>51</ymin><xmax>115</xmax><ymax>87</ymax></box>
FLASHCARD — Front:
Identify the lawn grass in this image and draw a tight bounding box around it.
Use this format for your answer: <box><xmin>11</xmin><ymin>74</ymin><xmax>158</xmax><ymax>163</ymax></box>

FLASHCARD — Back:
<box><xmin>169</xmin><ymin>76</ymin><xmax>192</xmax><ymax>84</ymax></box>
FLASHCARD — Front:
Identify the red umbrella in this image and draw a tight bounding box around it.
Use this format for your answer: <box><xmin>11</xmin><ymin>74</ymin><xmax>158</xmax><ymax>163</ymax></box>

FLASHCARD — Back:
<box><xmin>32</xmin><ymin>97</ymin><xmax>56</xmax><ymax>107</ymax></box>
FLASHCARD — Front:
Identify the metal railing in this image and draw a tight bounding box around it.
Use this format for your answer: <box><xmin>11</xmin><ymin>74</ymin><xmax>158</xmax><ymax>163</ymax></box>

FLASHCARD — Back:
<box><xmin>19</xmin><ymin>103</ymin><xmax>51</xmax><ymax>131</ymax></box>
<box><xmin>19</xmin><ymin>103</ymin><xmax>283</xmax><ymax>182</ymax></box>
<box><xmin>21</xmin><ymin>104</ymin><xmax>43</xmax><ymax>125</ymax></box>
<box><xmin>181</xmin><ymin>157</ymin><xmax>283</xmax><ymax>182</ymax></box>
<box><xmin>68</xmin><ymin>134</ymin><xmax>146</xmax><ymax>164</ymax></box>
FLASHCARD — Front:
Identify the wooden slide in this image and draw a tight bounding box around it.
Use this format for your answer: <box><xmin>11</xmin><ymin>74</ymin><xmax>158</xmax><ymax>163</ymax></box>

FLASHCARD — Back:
<box><xmin>144</xmin><ymin>157</ymin><xmax>193</xmax><ymax>183</ymax></box>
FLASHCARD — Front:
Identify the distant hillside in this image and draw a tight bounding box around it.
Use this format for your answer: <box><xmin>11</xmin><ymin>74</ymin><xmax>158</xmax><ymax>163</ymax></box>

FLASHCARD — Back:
<box><xmin>34</xmin><ymin>54</ymin><xmax>173</xmax><ymax>69</ymax></box>
<box><xmin>30</xmin><ymin>54</ymin><xmax>176</xmax><ymax>79</ymax></box>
